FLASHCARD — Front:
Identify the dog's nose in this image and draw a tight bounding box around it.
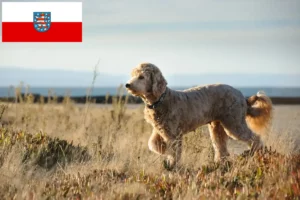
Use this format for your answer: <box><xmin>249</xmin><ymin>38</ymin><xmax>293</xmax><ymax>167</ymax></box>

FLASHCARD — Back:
<box><xmin>125</xmin><ymin>83</ymin><xmax>130</xmax><ymax>88</ymax></box>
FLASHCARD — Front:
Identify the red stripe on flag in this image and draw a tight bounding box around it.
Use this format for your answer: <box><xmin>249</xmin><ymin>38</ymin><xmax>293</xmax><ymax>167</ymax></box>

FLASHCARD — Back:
<box><xmin>2</xmin><ymin>22</ymin><xmax>82</xmax><ymax>42</ymax></box>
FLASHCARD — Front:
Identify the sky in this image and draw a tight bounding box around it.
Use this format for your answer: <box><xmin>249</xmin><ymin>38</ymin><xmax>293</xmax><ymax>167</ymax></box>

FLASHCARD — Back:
<box><xmin>0</xmin><ymin>0</ymin><xmax>300</xmax><ymax>86</ymax></box>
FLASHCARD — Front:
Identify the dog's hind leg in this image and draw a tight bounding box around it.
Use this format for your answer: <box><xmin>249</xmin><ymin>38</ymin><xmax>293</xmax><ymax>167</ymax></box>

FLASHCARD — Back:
<box><xmin>148</xmin><ymin>130</ymin><xmax>167</xmax><ymax>155</ymax></box>
<box><xmin>221</xmin><ymin>118</ymin><xmax>263</xmax><ymax>153</ymax></box>
<box><xmin>208</xmin><ymin>121</ymin><xmax>230</xmax><ymax>162</ymax></box>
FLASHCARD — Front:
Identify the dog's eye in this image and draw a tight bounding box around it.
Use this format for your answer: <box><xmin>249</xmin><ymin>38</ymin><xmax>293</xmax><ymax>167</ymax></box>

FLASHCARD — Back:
<box><xmin>138</xmin><ymin>76</ymin><xmax>144</xmax><ymax>80</ymax></box>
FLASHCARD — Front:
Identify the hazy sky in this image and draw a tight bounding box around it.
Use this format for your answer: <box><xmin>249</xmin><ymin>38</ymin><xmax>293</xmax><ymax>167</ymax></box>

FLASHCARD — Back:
<box><xmin>0</xmin><ymin>0</ymin><xmax>300</xmax><ymax>76</ymax></box>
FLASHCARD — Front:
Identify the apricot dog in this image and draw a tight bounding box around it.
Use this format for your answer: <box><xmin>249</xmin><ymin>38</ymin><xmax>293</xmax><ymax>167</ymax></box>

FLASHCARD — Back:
<box><xmin>126</xmin><ymin>63</ymin><xmax>272</xmax><ymax>169</ymax></box>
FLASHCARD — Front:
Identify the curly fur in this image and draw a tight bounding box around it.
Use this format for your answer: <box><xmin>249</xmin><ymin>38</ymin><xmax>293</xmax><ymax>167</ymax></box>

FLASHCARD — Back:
<box><xmin>246</xmin><ymin>91</ymin><xmax>273</xmax><ymax>136</ymax></box>
<box><xmin>126</xmin><ymin>63</ymin><xmax>273</xmax><ymax>169</ymax></box>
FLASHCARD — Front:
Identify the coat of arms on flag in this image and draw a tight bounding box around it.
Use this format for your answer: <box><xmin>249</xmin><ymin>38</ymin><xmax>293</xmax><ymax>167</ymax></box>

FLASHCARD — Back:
<box><xmin>33</xmin><ymin>12</ymin><xmax>51</xmax><ymax>32</ymax></box>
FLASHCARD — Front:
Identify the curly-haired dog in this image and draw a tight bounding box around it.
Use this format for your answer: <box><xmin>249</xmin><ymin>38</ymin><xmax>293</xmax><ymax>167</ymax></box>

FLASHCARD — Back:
<box><xmin>125</xmin><ymin>63</ymin><xmax>272</xmax><ymax>169</ymax></box>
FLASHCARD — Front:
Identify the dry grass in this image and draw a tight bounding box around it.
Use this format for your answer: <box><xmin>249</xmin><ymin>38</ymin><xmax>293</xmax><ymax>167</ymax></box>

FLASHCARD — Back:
<box><xmin>0</xmin><ymin>87</ymin><xmax>300</xmax><ymax>199</ymax></box>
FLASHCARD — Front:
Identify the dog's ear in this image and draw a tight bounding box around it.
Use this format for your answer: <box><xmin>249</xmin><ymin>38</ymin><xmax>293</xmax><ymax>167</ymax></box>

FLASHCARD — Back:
<box><xmin>151</xmin><ymin>68</ymin><xmax>167</xmax><ymax>98</ymax></box>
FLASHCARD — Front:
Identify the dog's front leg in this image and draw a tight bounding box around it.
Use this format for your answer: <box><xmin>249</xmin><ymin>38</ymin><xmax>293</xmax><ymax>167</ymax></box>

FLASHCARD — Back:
<box><xmin>148</xmin><ymin>129</ymin><xmax>182</xmax><ymax>170</ymax></box>
<box><xmin>164</xmin><ymin>136</ymin><xmax>182</xmax><ymax>170</ymax></box>
<box><xmin>148</xmin><ymin>130</ymin><xmax>167</xmax><ymax>155</ymax></box>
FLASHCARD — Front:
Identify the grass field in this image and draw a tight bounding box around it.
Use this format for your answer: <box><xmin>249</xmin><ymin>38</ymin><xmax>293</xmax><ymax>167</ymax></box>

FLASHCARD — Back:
<box><xmin>0</xmin><ymin>91</ymin><xmax>300</xmax><ymax>199</ymax></box>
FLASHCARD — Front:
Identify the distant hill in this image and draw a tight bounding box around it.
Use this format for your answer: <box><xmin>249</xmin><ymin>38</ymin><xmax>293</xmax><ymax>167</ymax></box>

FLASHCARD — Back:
<box><xmin>0</xmin><ymin>67</ymin><xmax>300</xmax><ymax>87</ymax></box>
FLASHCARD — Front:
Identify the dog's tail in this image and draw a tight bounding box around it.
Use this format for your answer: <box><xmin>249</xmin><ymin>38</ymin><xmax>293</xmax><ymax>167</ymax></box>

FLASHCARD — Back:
<box><xmin>246</xmin><ymin>91</ymin><xmax>273</xmax><ymax>136</ymax></box>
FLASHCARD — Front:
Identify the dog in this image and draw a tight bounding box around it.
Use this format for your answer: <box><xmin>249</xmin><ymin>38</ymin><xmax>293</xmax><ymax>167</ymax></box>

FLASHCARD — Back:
<box><xmin>125</xmin><ymin>63</ymin><xmax>272</xmax><ymax>169</ymax></box>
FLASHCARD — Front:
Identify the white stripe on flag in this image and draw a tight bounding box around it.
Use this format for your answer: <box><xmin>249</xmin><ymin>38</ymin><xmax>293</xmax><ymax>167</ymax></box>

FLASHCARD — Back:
<box><xmin>2</xmin><ymin>2</ymin><xmax>82</xmax><ymax>22</ymax></box>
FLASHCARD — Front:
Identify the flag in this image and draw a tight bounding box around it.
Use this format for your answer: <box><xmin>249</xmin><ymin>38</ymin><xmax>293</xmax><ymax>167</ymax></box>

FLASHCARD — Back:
<box><xmin>2</xmin><ymin>2</ymin><xmax>82</xmax><ymax>42</ymax></box>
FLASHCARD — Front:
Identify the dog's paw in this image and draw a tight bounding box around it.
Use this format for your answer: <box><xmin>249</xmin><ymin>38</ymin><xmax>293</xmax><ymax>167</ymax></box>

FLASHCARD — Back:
<box><xmin>163</xmin><ymin>157</ymin><xmax>176</xmax><ymax>171</ymax></box>
<box><xmin>163</xmin><ymin>160</ymin><xmax>173</xmax><ymax>171</ymax></box>
<box><xmin>249</xmin><ymin>141</ymin><xmax>264</xmax><ymax>155</ymax></box>
<box><xmin>214</xmin><ymin>152</ymin><xmax>230</xmax><ymax>163</ymax></box>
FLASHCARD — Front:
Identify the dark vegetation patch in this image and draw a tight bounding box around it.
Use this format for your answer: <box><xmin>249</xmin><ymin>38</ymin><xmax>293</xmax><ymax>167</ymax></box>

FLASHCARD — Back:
<box><xmin>0</xmin><ymin>128</ymin><xmax>90</xmax><ymax>170</ymax></box>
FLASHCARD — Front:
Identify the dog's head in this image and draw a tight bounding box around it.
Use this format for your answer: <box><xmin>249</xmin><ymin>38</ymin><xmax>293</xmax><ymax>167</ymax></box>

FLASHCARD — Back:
<box><xmin>125</xmin><ymin>63</ymin><xmax>167</xmax><ymax>99</ymax></box>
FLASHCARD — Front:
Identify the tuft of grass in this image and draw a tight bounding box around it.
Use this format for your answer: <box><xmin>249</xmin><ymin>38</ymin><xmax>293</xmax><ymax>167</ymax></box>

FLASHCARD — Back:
<box><xmin>0</xmin><ymin>128</ymin><xmax>90</xmax><ymax>170</ymax></box>
<box><xmin>0</xmin><ymin>104</ymin><xmax>8</xmax><ymax>122</ymax></box>
<box><xmin>111</xmin><ymin>84</ymin><xmax>129</xmax><ymax>125</ymax></box>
